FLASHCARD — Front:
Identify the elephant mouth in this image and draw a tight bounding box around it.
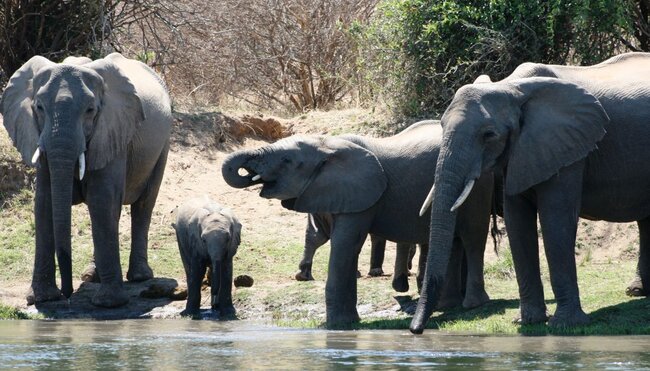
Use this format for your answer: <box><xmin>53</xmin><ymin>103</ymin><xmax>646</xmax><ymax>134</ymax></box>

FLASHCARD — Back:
<box><xmin>242</xmin><ymin>168</ymin><xmax>280</xmax><ymax>198</ymax></box>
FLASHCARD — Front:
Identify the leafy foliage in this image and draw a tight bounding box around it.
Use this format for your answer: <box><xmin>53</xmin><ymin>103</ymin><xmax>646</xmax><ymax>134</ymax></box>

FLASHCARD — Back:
<box><xmin>363</xmin><ymin>0</ymin><xmax>638</xmax><ymax>117</ymax></box>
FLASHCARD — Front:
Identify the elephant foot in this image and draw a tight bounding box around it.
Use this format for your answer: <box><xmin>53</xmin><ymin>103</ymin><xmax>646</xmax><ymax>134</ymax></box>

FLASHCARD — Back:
<box><xmin>126</xmin><ymin>263</ymin><xmax>154</xmax><ymax>282</ymax></box>
<box><xmin>392</xmin><ymin>274</ymin><xmax>410</xmax><ymax>292</ymax></box>
<box><xmin>368</xmin><ymin>267</ymin><xmax>384</xmax><ymax>277</ymax></box>
<box><xmin>513</xmin><ymin>304</ymin><xmax>549</xmax><ymax>325</ymax></box>
<box><xmin>548</xmin><ymin>306</ymin><xmax>590</xmax><ymax>327</ymax></box>
<box><xmin>217</xmin><ymin>305</ymin><xmax>237</xmax><ymax>320</ymax></box>
<box><xmin>625</xmin><ymin>276</ymin><xmax>647</xmax><ymax>297</ymax></box>
<box><xmin>181</xmin><ymin>307</ymin><xmax>201</xmax><ymax>319</ymax></box>
<box><xmin>91</xmin><ymin>283</ymin><xmax>129</xmax><ymax>308</ymax></box>
<box><xmin>326</xmin><ymin>309</ymin><xmax>360</xmax><ymax>329</ymax></box>
<box><xmin>80</xmin><ymin>263</ymin><xmax>100</xmax><ymax>283</ymax></box>
<box><xmin>295</xmin><ymin>270</ymin><xmax>314</xmax><ymax>281</ymax></box>
<box><xmin>462</xmin><ymin>291</ymin><xmax>490</xmax><ymax>309</ymax></box>
<box><xmin>26</xmin><ymin>284</ymin><xmax>64</xmax><ymax>305</ymax></box>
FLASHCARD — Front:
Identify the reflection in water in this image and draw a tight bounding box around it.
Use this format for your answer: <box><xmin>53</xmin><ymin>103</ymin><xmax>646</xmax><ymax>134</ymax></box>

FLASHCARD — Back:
<box><xmin>1</xmin><ymin>320</ymin><xmax>650</xmax><ymax>369</ymax></box>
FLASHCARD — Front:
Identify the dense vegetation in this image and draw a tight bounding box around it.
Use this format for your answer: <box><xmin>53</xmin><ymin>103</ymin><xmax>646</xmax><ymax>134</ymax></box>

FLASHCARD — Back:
<box><xmin>2</xmin><ymin>1</ymin><xmax>649</xmax><ymax>116</ymax></box>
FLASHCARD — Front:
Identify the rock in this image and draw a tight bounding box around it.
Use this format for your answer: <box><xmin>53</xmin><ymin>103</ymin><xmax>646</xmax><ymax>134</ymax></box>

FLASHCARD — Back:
<box><xmin>234</xmin><ymin>275</ymin><xmax>254</xmax><ymax>288</ymax></box>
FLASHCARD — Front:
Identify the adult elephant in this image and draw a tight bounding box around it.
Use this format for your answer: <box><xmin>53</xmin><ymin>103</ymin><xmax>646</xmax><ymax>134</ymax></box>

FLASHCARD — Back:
<box><xmin>411</xmin><ymin>52</ymin><xmax>650</xmax><ymax>334</ymax></box>
<box><xmin>222</xmin><ymin>120</ymin><xmax>494</xmax><ymax>327</ymax></box>
<box><xmin>295</xmin><ymin>212</ymin><xmax>402</xmax><ymax>281</ymax></box>
<box><xmin>1</xmin><ymin>53</ymin><xmax>172</xmax><ymax>307</ymax></box>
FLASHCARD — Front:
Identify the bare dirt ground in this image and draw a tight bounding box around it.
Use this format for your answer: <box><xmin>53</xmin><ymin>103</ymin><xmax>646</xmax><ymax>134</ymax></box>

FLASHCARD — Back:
<box><xmin>0</xmin><ymin>108</ymin><xmax>640</xmax><ymax>321</ymax></box>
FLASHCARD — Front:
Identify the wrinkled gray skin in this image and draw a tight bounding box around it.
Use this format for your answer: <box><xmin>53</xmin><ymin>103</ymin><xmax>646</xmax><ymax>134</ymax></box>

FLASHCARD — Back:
<box><xmin>222</xmin><ymin>120</ymin><xmax>494</xmax><ymax>327</ymax></box>
<box><xmin>411</xmin><ymin>52</ymin><xmax>650</xmax><ymax>334</ymax></box>
<box><xmin>173</xmin><ymin>196</ymin><xmax>241</xmax><ymax>317</ymax></box>
<box><xmin>295</xmin><ymin>213</ymin><xmax>394</xmax><ymax>280</ymax></box>
<box><xmin>1</xmin><ymin>53</ymin><xmax>172</xmax><ymax>308</ymax></box>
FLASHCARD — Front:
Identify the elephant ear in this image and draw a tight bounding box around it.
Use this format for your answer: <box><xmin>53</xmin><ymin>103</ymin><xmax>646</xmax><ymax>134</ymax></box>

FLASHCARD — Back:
<box><xmin>0</xmin><ymin>56</ymin><xmax>55</xmax><ymax>165</ymax></box>
<box><xmin>505</xmin><ymin>77</ymin><xmax>609</xmax><ymax>195</ymax></box>
<box><xmin>291</xmin><ymin>137</ymin><xmax>387</xmax><ymax>213</ymax></box>
<box><xmin>229</xmin><ymin>217</ymin><xmax>242</xmax><ymax>255</ymax></box>
<box><xmin>84</xmin><ymin>58</ymin><xmax>145</xmax><ymax>170</ymax></box>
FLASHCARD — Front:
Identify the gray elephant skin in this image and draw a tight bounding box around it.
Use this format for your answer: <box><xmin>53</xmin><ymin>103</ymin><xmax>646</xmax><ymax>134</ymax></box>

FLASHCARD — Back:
<box><xmin>222</xmin><ymin>120</ymin><xmax>494</xmax><ymax>327</ymax></box>
<box><xmin>411</xmin><ymin>52</ymin><xmax>650</xmax><ymax>334</ymax></box>
<box><xmin>1</xmin><ymin>53</ymin><xmax>172</xmax><ymax>308</ymax></box>
<box><xmin>173</xmin><ymin>196</ymin><xmax>241</xmax><ymax>317</ymax></box>
<box><xmin>297</xmin><ymin>213</ymin><xmax>429</xmax><ymax>295</ymax></box>
<box><xmin>296</xmin><ymin>212</ymin><xmax>394</xmax><ymax>280</ymax></box>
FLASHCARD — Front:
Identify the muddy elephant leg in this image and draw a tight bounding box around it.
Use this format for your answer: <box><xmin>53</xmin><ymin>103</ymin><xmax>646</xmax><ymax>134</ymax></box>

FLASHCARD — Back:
<box><xmin>182</xmin><ymin>255</ymin><xmax>206</xmax><ymax>316</ymax></box>
<box><xmin>27</xmin><ymin>165</ymin><xmax>63</xmax><ymax>304</ymax></box>
<box><xmin>392</xmin><ymin>243</ymin><xmax>413</xmax><ymax>292</ymax></box>
<box><xmin>86</xmin><ymin>162</ymin><xmax>129</xmax><ymax>308</ymax></box>
<box><xmin>325</xmin><ymin>216</ymin><xmax>370</xmax><ymax>328</ymax></box>
<box><xmin>458</xmin><ymin>226</ymin><xmax>490</xmax><ymax>309</ymax></box>
<box><xmin>436</xmin><ymin>237</ymin><xmax>464</xmax><ymax>310</ymax></box>
<box><xmin>296</xmin><ymin>214</ymin><xmax>330</xmax><ymax>281</ymax></box>
<box><xmin>217</xmin><ymin>257</ymin><xmax>236</xmax><ymax>318</ymax></box>
<box><xmin>505</xmin><ymin>192</ymin><xmax>547</xmax><ymax>324</ymax></box>
<box><xmin>128</xmin><ymin>143</ymin><xmax>168</xmax><ymax>282</ymax></box>
<box><xmin>537</xmin><ymin>164</ymin><xmax>588</xmax><ymax>327</ymax></box>
<box><xmin>626</xmin><ymin>217</ymin><xmax>650</xmax><ymax>296</ymax></box>
<box><xmin>368</xmin><ymin>235</ymin><xmax>386</xmax><ymax>277</ymax></box>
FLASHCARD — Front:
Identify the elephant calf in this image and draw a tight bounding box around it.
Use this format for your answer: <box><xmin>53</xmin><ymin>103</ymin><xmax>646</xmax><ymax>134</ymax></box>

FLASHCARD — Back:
<box><xmin>173</xmin><ymin>196</ymin><xmax>242</xmax><ymax>318</ymax></box>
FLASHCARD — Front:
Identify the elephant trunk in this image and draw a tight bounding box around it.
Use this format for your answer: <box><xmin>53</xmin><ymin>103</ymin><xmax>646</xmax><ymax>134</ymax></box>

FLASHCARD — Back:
<box><xmin>221</xmin><ymin>150</ymin><xmax>257</xmax><ymax>188</ymax></box>
<box><xmin>48</xmin><ymin>148</ymin><xmax>77</xmax><ymax>299</ymax></box>
<box><xmin>210</xmin><ymin>258</ymin><xmax>223</xmax><ymax>310</ymax></box>
<box><xmin>410</xmin><ymin>141</ymin><xmax>469</xmax><ymax>334</ymax></box>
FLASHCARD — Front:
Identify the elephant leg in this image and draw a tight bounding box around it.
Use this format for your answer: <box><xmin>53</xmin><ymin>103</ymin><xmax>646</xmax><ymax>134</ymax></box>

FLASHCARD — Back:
<box><xmin>86</xmin><ymin>162</ymin><xmax>128</xmax><ymax>308</ymax></box>
<box><xmin>536</xmin><ymin>164</ymin><xmax>588</xmax><ymax>327</ymax></box>
<box><xmin>325</xmin><ymin>216</ymin><xmax>370</xmax><ymax>328</ymax></box>
<box><xmin>27</xmin><ymin>166</ymin><xmax>63</xmax><ymax>305</ymax></box>
<box><xmin>182</xmin><ymin>256</ymin><xmax>206</xmax><ymax>317</ymax></box>
<box><xmin>368</xmin><ymin>235</ymin><xmax>386</xmax><ymax>277</ymax></box>
<box><xmin>127</xmin><ymin>143</ymin><xmax>168</xmax><ymax>282</ymax></box>
<box><xmin>436</xmin><ymin>237</ymin><xmax>464</xmax><ymax>310</ymax></box>
<box><xmin>296</xmin><ymin>214</ymin><xmax>330</xmax><ymax>281</ymax></box>
<box><xmin>217</xmin><ymin>258</ymin><xmax>236</xmax><ymax>318</ymax></box>
<box><xmin>392</xmin><ymin>243</ymin><xmax>412</xmax><ymax>292</ymax></box>
<box><xmin>626</xmin><ymin>217</ymin><xmax>650</xmax><ymax>296</ymax></box>
<box><xmin>416</xmin><ymin>244</ymin><xmax>429</xmax><ymax>293</ymax></box>
<box><xmin>505</xmin><ymin>192</ymin><xmax>547</xmax><ymax>324</ymax></box>
<box><xmin>407</xmin><ymin>244</ymin><xmax>417</xmax><ymax>273</ymax></box>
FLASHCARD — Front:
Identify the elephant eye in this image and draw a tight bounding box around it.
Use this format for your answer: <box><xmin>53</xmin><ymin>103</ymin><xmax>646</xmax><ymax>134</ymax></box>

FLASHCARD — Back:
<box><xmin>86</xmin><ymin>106</ymin><xmax>95</xmax><ymax>114</ymax></box>
<box><xmin>34</xmin><ymin>103</ymin><xmax>44</xmax><ymax>112</ymax></box>
<box><xmin>482</xmin><ymin>130</ymin><xmax>498</xmax><ymax>143</ymax></box>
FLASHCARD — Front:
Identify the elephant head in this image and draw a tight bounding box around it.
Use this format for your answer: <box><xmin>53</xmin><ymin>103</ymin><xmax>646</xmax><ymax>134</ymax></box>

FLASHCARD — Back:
<box><xmin>1</xmin><ymin>56</ymin><xmax>145</xmax><ymax>298</ymax></box>
<box><xmin>410</xmin><ymin>77</ymin><xmax>609</xmax><ymax>333</ymax></box>
<box><xmin>221</xmin><ymin>135</ymin><xmax>388</xmax><ymax>213</ymax></box>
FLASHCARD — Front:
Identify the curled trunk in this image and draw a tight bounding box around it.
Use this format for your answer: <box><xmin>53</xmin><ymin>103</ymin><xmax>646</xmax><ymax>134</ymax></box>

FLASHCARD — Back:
<box><xmin>221</xmin><ymin>150</ymin><xmax>256</xmax><ymax>188</ymax></box>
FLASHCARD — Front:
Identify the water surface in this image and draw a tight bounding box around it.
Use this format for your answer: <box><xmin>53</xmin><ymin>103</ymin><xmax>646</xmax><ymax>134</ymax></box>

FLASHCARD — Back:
<box><xmin>1</xmin><ymin>320</ymin><xmax>649</xmax><ymax>369</ymax></box>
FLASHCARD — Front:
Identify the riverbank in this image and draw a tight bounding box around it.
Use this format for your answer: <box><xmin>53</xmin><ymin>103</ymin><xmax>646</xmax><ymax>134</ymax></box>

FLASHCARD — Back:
<box><xmin>1</xmin><ymin>108</ymin><xmax>648</xmax><ymax>335</ymax></box>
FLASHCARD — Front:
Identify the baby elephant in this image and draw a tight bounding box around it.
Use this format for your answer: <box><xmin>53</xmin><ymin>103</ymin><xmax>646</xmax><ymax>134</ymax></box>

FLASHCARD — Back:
<box><xmin>173</xmin><ymin>196</ymin><xmax>242</xmax><ymax>318</ymax></box>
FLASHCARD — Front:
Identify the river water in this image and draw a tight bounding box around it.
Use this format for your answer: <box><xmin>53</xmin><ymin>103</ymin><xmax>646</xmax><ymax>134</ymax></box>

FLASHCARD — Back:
<box><xmin>1</xmin><ymin>320</ymin><xmax>649</xmax><ymax>369</ymax></box>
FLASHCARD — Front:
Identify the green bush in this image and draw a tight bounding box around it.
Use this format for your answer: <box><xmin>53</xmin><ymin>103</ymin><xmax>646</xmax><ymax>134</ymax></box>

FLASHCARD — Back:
<box><xmin>363</xmin><ymin>0</ymin><xmax>633</xmax><ymax>117</ymax></box>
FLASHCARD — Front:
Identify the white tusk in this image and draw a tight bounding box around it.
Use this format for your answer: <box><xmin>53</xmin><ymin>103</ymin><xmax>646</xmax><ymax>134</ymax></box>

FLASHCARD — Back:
<box><xmin>31</xmin><ymin>147</ymin><xmax>41</xmax><ymax>165</ymax></box>
<box><xmin>79</xmin><ymin>152</ymin><xmax>86</xmax><ymax>180</ymax></box>
<box><xmin>251</xmin><ymin>174</ymin><xmax>261</xmax><ymax>182</ymax></box>
<box><xmin>450</xmin><ymin>179</ymin><xmax>475</xmax><ymax>212</ymax></box>
<box><xmin>419</xmin><ymin>184</ymin><xmax>435</xmax><ymax>217</ymax></box>
<box><xmin>308</xmin><ymin>213</ymin><xmax>318</xmax><ymax>233</ymax></box>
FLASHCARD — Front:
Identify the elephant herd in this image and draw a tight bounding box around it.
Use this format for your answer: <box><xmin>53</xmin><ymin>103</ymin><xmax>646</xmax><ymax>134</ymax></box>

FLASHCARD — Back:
<box><xmin>2</xmin><ymin>51</ymin><xmax>650</xmax><ymax>334</ymax></box>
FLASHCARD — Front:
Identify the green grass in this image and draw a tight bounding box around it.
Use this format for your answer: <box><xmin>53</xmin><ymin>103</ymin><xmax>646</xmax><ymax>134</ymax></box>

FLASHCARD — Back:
<box><xmin>0</xmin><ymin>304</ymin><xmax>32</xmax><ymax>319</ymax></box>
